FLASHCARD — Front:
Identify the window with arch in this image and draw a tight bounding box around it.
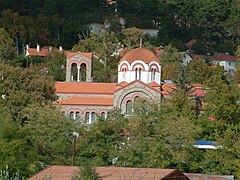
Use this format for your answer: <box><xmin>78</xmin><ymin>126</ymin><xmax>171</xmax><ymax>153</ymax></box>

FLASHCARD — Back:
<box><xmin>76</xmin><ymin>112</ymin><xmax>80</xmax><ymax>120</ymax></box>
<box><xmin>70</xmin><ymin>111</ymin><xmax>74</xmax><ymax>120</ymax></box>
<box><xmin>85</xmin><ymin>112</ymin><xmax>90</xmax><ymax>124</ymax></box>
<box><xmin>122</xmin><ymin>67</ymin><xmax>127</xmax><ymax>80</ymax></box>
<box><xmin>151</xmin><ymin>68</ymin><xmax>156</xmax><ymax>82</ymax></box>
<box><xmin>101</xmin><ymin>112</ymin><xmax>106</xmax><ymax>120</ymax></box>
<box><xmin>80</xmin><ymin>63</ymin><xmax>86</xmax><ymax>81</ymax></box>
<box><xmin>126</xmin><ymin>100</ymin><xmax>133</xmax><ymax>115</ymax></box>
<box><xmin>71</xmin><ymin>63</ymin><xmax>78</xmax><ymax>81</ymax></box>
<box><xmin>135</xmin><ymin>68</ymin><xmax>142</xmax><ymax>80</ymax></box>
<box><xmin>91</xmin><ymin>112</ymin><xmax>96</xmax><ymax>123</ymax></box>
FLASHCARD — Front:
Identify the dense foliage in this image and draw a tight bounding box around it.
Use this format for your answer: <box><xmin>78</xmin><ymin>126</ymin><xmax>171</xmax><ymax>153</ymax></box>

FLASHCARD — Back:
<box><xmin>0</xmin><ymin>0</ymin><xmax>239</xmax><ymax>53</ymax></box>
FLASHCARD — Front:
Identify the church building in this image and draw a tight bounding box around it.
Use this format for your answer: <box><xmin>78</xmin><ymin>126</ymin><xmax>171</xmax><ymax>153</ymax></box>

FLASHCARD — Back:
<box><xmin>55</xmin><ymin>47</ymin><xmax>163</xmax><ymax>123</ymax></box>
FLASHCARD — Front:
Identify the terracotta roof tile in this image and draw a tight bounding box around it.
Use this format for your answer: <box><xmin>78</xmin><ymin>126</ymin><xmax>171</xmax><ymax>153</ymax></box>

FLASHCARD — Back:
<box><xmin>185</xmin><ymin>39</ymin><xmax>198</xmax><ymax>47</ymax></box>
<box><xmin>55</xmin><ymin>96</ymin><xmax>113</xmax><ymax>106</ymax></box>
<box><xmin>189</xmin><ymin>89</ymin><xmax>205</xmax><ymax>97</ymax></box>
<box><xmin>27</xmin><ymin>48</ymin><xmax>49</xmax><ymax>56</ymax></box>
<box><xmin>148</xmin><ymin>81</ymin><xmax>161</xmax><ymax>87</ymax></box>
<box><xmin>55</xmin><ymin>82</ymin><xmax>117</xmax><ymax>94</ymax></box>
<box><xmin>155</xmin><ymin>47</ymin><xmax>165</xmax><ymax>56</ymax></box>
<box><xmin>120</xmin><ymin>48</ymin><xmax>160</xmax><ymax>64</ymax></box>
<box><xmin>209</xmin><ymin>55</ymin><xmax>238</xmax><ymax>61</ymax></box>
<box><xmin>66</xmin><ymin>51</ymin><xmax>92</xmax><ymax>59</ymax></box>
<box><xmin>29</xmin><ymin>166</ymin><xmax>189</xmax><ymax>180</ymax></box>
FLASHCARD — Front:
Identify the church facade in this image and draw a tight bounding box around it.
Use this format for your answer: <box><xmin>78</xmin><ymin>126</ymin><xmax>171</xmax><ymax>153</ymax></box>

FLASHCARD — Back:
<box><xmin>55</xmin><ymin>48</ymin><xmax>163</xmax><ymax>124</ymax></box>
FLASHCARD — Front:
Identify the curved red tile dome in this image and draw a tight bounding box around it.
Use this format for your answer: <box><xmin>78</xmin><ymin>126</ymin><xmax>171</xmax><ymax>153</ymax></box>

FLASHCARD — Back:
<box><xmin>119</xmin><ymin>48</ymin><xmax>160</xmax><ymax>64</ymax></box>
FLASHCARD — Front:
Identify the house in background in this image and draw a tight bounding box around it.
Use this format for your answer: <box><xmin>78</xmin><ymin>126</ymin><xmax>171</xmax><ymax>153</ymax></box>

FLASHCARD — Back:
<box><xmin>190</xmin><ymin>53</ymin><xmax>239</xmax><ymax>74</ymax></box>
<box><xmin>25</xmin><ymin>44</ymin><xmax>63</xmax><ymax>57</ymax></box>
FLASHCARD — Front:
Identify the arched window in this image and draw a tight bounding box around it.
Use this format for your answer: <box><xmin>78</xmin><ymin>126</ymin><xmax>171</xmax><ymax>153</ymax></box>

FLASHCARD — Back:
<box><xmin>126</xmin><ymin>100</ymin><xmax>133</xmax><ymax>115</ymax></box>
<box><xmin>85</xmin><ymin>112</ymin><xmax>90</xmax><ymax>124</ymax></box>
<box><xmin>135</xmin><ymin>68</ymin><xmax>142</xmax><ymax>80</ymax></box>
<box><xmin>71</xmin><ymin>63</ymin><xmax>78</xmax><ymax>81</ymax></box>
<box><xmin>70</xmin><ymin>111</ymin><xmax>74</xmax><ymax>120</ymax></box>
<box><xmin>76</xmin><ymin>112</ymin><xmax>80</xmax><ymax>120</ymax></box>
<box><xmin>151</xmin><ymin>68</ymin><xmax>156</xmax><ymax>81</ymax></box>
<box><xmin>91</xmin><ymin>112</ymin><xmax>96</xmax><ymax>123</ymax></box>
<box><xmin>101</xmin><ymin>112</ymin><xmax>106</xmax><ymax>120</ymax></box>
<box><xmin>122</xmin><ymin>67</ymin><xmax>127</xmax><ymax>80</ymax></box>
<box><xmin>139</xmin><ymin>68</ymin><xmax>141</xmax><ymax>80</ymax></box>
<box><xmin>80</xmin><ymin>63</ymin><xmax>86</xmax><ymax>82</ymax></box>
<box><xmin>135</xmin><ymin>68</ymin><xmax>138</xmax><ymax>80</ymax></box>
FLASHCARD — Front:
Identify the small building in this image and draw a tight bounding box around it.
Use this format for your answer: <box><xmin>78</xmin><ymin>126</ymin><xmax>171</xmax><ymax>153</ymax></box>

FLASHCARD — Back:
<box><xmin>139</xmin><ymin>28</ymin><xmax>159</xmax><ymax>37</ymax></box>
<box><xmin>189</xmin><ymin>53</ymin><xmax>239</xmax><ymax>74</ymax></box>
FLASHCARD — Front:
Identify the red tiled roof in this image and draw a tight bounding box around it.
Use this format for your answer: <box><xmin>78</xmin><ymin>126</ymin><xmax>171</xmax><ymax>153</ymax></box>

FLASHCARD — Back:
<box><xmin>66</xmin><ymin>51</ymin><xmax>93</xmax><ymax>59</ymax></box>
<box><xmin>120</xmin><ymin>48</ymin><xmax>160</xmax><ymax>64</ymax></box>
<box><xmin>189</xmin><ymin>89</ymin><xmax>205</xmax><ymax>97</ymax></box>
<box><xmin>155</xmin><ymin>47</ymin><xmax>165</xmax><ymax>56</ymax></box>
<box><xmin>209</xmin><ymin>55</ymin><xmax>238</xmax><ymax>61</ymax></box>
<box><xmin>27</xmin><ymin>48</ymin><xmax>49</xmax><ymax>56</ymax></box>
<box><xmin>185</xmin><ymin>39</ymin><xmax>197</xmax><ymax>47</ymax></box>
<box><xmin>191</xmin><ymin>54</ymin><xmax>239</xmax><ymax>62</ymax></box>
<box><xmin>117</xmin><ymin>81</ymin><xmax>128</xmax><ymax>87</ymax></box>
<box><xmin>29</xmin><ymin>166</ymin><xmax>189</xmax><ymax>180</ymax></box>
<box><xmin>148</xmin><ymin>81</ymin><xmax>161</xmax><ymax>87</ymax></box>
<box><xmin>55</xmin><ymin>96</ymin><xmax>113</xmax><ymax>106</ymax></box>
<box><xmin>55</xmin><ymin>82</ymin><xmax>117</xmax><ymax>94</ymax></box>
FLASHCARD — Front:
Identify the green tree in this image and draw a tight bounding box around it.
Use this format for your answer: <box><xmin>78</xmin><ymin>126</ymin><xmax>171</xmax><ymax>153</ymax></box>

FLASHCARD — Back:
<box><xmin>0</xmin><ymin>28</ymin><xmax>16</xmax><ymax>63</ymax></box>
<box><xmin>185</xmin><ymin>59</ymin><xmax>213</xmax><ymax>84</ymax></box>
<box><xmin>159</xmin><ymin>45</ymin><xmax>182</xmax><ymax>81</ymax></box>
<box><xmin>46</xmin><ymin>51</ymin><xmax>66</xmax><ymax>81</ymax></box>
<box><xmin>73</xmin><ymin>32</ymin><xmax>120</xmax><ymax>82</ymax></box>
<box><xmin>122</xmin><ymin>27</ymin><xmax>143</xmax><ymax>48</ymax></box>
<box><xmin>72</xmin><ymin>165</ymin><xmax>99</xmax><ymax>180</ymax></box>
<box><xmin>0</xmin><ymin>63</ymin><xmax>56</xmax><ymax>121</ymax></box>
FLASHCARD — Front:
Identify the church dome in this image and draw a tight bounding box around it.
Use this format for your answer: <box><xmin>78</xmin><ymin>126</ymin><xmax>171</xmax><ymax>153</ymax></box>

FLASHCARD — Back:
<box><xmin>119</xmin><ymin>48</ymin><xmax>160</xmax><ymax>64</ymax></box>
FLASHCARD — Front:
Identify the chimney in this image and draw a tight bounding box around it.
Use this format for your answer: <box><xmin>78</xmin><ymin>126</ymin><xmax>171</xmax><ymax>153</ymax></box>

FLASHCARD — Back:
<box><xmin>37</xmin><ymin>44</ymin><xmax>40</xmax><ymax>52</ymax></box>
<box><xmin>59</xmin><ymin>46</ymin><xmax>63</xmax><ymax>51</ymax></box>
<box><xmin>26</xmin><ymin>44</ymin><xmax>29</xmax><ymax>50</ymax></box>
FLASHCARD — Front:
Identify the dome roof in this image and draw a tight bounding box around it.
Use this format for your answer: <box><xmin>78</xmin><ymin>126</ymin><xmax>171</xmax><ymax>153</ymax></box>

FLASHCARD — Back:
<box><xmin>119</xmin><ymin>48</ymin><xmax>160</xmax><ymax>64</ymax></box>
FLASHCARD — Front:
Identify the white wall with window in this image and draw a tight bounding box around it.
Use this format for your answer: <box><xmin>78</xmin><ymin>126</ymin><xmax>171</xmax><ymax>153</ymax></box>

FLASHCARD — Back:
<box><xmin>118</xmin><ymin>60</ymin><xmax>161</xmax><ymax>84</ymax></box>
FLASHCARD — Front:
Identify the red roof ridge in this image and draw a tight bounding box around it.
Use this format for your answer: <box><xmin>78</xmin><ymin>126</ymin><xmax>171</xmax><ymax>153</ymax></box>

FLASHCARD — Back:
<box><xmin>66</xmin><ymin>51</ymin><xmax>93</xmax><ymax>59</ymax></box>
<box><xmin>115</xmin><ymin>80</ymin><xmax>161</xmax><ymax>94</ymax></box>
<box><xmin>148</xmin><ymin>81</ymin><xmax>160</xmax><ymax>87</ymax></box>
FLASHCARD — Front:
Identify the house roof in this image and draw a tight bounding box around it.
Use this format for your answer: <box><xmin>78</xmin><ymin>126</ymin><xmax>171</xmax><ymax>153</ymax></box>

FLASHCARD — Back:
<box><xmin>191</xmin><ymin>54</ymin><xmax>239</xmax><ymax>62</ymax></box>
<box><xmin>209</xmin><ymin>55</ymin><xmax>238</xmax><ymax>61</ymax></box>
<box><xmin>28</xmin><ymin>166</ymin><xmax>189</xmax><ymax>180</ymax></box>
<box><xmin>55</xmin><ymin>96</ymin><xmax>113</xmax><ymax>106</ymax></box>
<box><xmin>119</xmin><ymin>48</ymin><xmax>160</xmax><ymax>64</ymax></box>
<box><xmin>66</xmin><ymin>51</ymin><xmax>93</xmax><ymax>59</ymax></box>
<box><xmin>55</xmin><ymin>82</ymin><xmax>117</xmax><ymax>95</ymax></box>
<box><xmin>155</xmin><ymin>47</ymin><xmax>165</xmax><ymax>56</ymax></box>
<box><xmin>189</xmin><ymin>89</ymin><xmax>205</xmax><ymax>97</ymax></box>
<box><xmin>27</xmin><ymin>48</ymin><xmax>49</xmax><ymax>57</ymax></box>
<box><xmin>185</xmin><ymin>39</ymin><xmax>198</xmax><ymax>47</ymax></box>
